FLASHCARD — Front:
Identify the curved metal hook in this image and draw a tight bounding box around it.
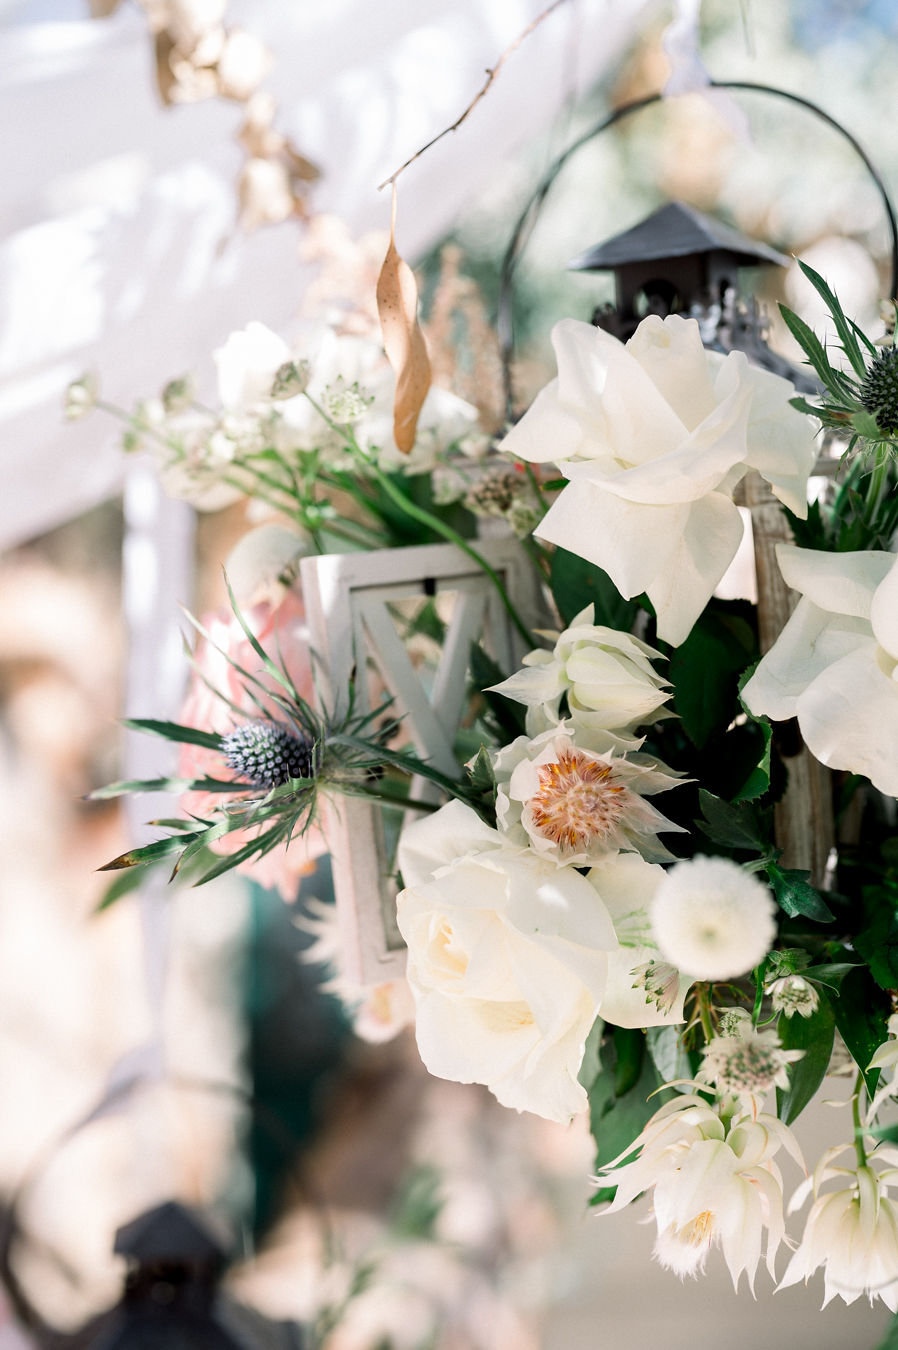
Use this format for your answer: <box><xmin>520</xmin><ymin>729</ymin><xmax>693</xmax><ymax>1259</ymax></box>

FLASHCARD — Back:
<box><xmin>497</xmin><ymin>82</ymin><xmax>898</xmax><ymax>415</ymax></box>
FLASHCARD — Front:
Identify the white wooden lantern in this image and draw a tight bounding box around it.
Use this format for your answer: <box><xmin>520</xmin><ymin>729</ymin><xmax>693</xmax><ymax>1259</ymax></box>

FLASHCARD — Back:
<box><xmin>300</xmin><ymin>535</ymin><xmax>541</xmax><ymax>985</ymax></box>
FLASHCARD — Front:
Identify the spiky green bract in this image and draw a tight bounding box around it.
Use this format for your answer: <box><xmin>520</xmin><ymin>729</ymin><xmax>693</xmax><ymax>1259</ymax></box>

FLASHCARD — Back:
<box><xmin>96</xmin><ymin>587</ymin><xmax>484</xmax><ymax>889</ymax></box>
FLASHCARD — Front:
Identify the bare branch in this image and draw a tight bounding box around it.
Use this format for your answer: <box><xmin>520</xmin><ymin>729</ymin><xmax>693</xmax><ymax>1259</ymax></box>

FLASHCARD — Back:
<box><xmin>377</xmin><ymin>0</ymin><xmax>570</xmax><ymax>191</ymax></box>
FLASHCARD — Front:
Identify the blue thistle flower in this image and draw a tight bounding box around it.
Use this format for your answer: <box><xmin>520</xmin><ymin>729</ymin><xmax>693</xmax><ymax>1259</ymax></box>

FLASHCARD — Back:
<box><xmin>222</xmin><ymin>719</ymin><xmax>315</xmax><ymax>789</ymax></box>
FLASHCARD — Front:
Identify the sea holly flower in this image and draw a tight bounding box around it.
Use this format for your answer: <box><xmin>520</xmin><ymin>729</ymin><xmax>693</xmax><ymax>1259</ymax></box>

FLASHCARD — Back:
<box><xmin>489</xmin><ymin>605</ymin><xmax>671</xmax><ymax>745</ymax></box>
<box><xmin>395</xmin><ymin>800</ymin><xmax>617</xmax><ymax>1124</ymax></box>
<box><xmin>780</xmin><ymin>1147</ymin><xmax>898</xmax><ymax>1310</ymax></box>
<box><xmin>741</xmin><ymin>544</ymin><xmax>898</xmax><ymax>796</ymax></box>
<box><xmin>492</xmin><ymin>722</ymin><xmax>685</xmax><ymax>865</ymax></box>
<box><xmin>498</xmin><ymin>314</ymin><xmax>815</xmax><ymax>645</ymax></box>
<box><xmin>599</xmin><ymin>1091</ymin><xmax>802</xmax><ymax>1288</ymax></box>
<box><xmin>650</xmin><ymin>855</ymin><xmax>777</xmax><ymax>981</ymax></box>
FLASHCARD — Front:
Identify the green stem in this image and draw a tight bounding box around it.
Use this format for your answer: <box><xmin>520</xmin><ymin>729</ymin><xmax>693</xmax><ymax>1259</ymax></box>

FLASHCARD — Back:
<box><xmin>697</xmin><ymin>984</ymin><xmax>715</xmax><ymax>1043</ymax></box>
<box><xmin>863</xmin><ymin>443</ymin><xmax>892</xmax><ymax>533</ymax></box>
<box><xmin>853</xmin><ymin>1070</ymin><xmax>869</xmax><ymax>1169</ymax></box>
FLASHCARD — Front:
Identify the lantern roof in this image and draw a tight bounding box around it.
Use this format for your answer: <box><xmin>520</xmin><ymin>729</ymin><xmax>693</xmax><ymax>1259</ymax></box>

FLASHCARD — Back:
<box><xmin>567</xmin><ymin>201</ymin><xmax>789</xmax><ymax>272</ymax></box>
<box><xmin>114</xmin><ymin>1201</ymin><xmax>229</xmax><ymax>1267</ymax></box>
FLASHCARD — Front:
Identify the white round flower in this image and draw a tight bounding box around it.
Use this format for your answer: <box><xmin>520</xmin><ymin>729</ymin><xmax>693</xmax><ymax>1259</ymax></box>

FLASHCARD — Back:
<box><xmin>650</xmin><ymin>856</ymin><xmax>777</xmax><ymax>981</ymax></box>
<box><xmin>214</xmin><ymin>320</ymin><xmax>291</xmax><ymax>411</ymax></box>
<box><xmin>395</xmin><ymin>800</ymin><xmax>616</xmax><ymax>1123</ymax></box>
<box><xmin>499</xmin><ymin>315</ymin><xmax>815</xmax><ymax>645</ymax></box>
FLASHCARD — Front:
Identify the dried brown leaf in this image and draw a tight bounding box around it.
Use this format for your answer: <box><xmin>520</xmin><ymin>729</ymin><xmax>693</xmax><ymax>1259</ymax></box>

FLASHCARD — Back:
<box><xmin>153</xmin><ymin>30</ymin><xmax>178</xmax><ymax>106</ymax></box>
<box><xmin>376</xmin><ymin>197</ymin><xmax>431</xmax><ymax>454</ymax></box>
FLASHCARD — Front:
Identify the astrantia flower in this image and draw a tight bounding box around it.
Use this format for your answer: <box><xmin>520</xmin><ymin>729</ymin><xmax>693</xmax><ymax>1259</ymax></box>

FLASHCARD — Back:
<box><xmin>650</xmin><ymin>856</ymin><xmax>777</xmax><ymax>981</ymax></box>
<box><xmin>766</xmin><ymin>974</ymin><xmax>820</xmax><ymax>1019</ymax></box>
<box><xmin>489</xmin><ymin>606</ymin><xmax>671</xmax><ymax>745</ymax></box>
<box><xmin>699</xmin><ymin>1027</ymin><xmax>803</xmax><ymax>1099</ymax></box>
<box><xmin>741</xmin><ymin>544</ymin><xmax>898</xmax><ymax>796</ymax></box>
<box><xmin>780</xmin><ymin>1148</ymin><xmax>898</xmax><ymax>1310</ymax></box>
<box><xmin>599</xmin><ymin>1092</ymin><xmax>802</xmax><ymax>1289</ymax></box>
<box><xmin>493</xmin><ymin>723</ymin><xmax>685</xmax><ymax>865</ymax></box>
<box><xmin>395</xmin><ymin>800</ymin><xmax>616</xmax><ymax>1123</ymax></box>
<box><xmin>499</xmin><ymin>315</ymin><xmax>815</xmax><ymax>644</ymax></box>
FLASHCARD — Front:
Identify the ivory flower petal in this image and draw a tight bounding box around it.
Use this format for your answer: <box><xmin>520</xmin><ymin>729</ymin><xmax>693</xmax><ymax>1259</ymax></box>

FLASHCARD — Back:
<box><xmin>742</xmin><ymin>546</ymin><xmax>898</xmax><ymax>796</ymax></box>
<box><xmin>499</xmin><ymin>314</ymin><xmax>815</xmax><ymax>645</ymax></box>
<box><xmin>396</xmin><ymin>801</ymin><xmax>616</xmax><ymax>1123</ymax></box>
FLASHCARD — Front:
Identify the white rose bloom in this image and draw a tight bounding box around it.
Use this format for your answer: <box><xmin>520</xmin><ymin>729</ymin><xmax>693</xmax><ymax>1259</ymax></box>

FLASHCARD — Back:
<box><xmin>395</xmin><ymin>800</ymin><xmax>616</xmax><ymax>1123</ymax></box>
<box><xmin>650</xmin><ymin>855</ymin><xmax>777</xmax><ymax>981</ymax></box>
<box><xmin>214</xmin><ymin>320</ymin><xmax>291</xmax><ymax>411</ymax></box>
<box><xmin>600</xmin><ymin>1092</ymin><xmax>802</xmax><ymax>1288</ymax></box>
<box><xmin>489</xmin><ymin>605</ymin><xmax>671</xmax><ymax>744</ymax></box>
<box><xmin>499</xmin><ymin>315</ymin><xmax>815</xmax><ymax>645</ymax></box>
<box><xmin>587</xmin><ymin>852</ymin><xmax>693</xmax><ymax>1028</ymax></box>
<box><xmin>741</xmin><ymin>544</ymin><xmax>898</xmax><ymax>797</ymax></box>
<box><xmin>781</xmin><ymin>1149</ymin><xmax>898</xmax><ymax>1311</ymax></box>
<box><xmin>493</xmin><ymin>722</ymin><xmax>685</xmax><ymax>865</ymax></box>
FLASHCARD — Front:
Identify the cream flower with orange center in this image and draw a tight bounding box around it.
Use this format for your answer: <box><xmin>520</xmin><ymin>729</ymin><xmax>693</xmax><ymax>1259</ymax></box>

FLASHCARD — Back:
<box><xmin>493</xmin><ymin>723</ymin><xmax>686</xmax><ymax>866</ymax></box>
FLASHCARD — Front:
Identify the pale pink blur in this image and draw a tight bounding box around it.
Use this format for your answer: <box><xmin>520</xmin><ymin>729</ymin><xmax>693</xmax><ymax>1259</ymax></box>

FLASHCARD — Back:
<box><xmin>178</xmin><ymin>587</ymin><xmax>326</xmax><ymax>901</ymax></box>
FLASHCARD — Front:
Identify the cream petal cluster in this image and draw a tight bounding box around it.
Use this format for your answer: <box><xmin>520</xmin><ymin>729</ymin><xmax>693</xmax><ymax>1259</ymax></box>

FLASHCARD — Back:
<box><xmin>499</xmin><ymin>315</ymin><xmax>815</xmax><ymax>645</ymax></box>
<box><xmin>395</xmin><ymin>801</ymin><xmax>616</xmax><ymax>1123</ymax></box>
<box><xmin>489</xmin><ymin>605</ymin><xmax>671</xmax><ymax>746</ymax></box>
<box><xmin>742</xmin><ymin>545</ymin><xmax>898</xmax><ymax>797</ymax></box>
<box><xmin>600</xmin><ymin>1092</ymin><xmax>802</xmax><ymax>1289</ymax></box>
<box><xmin>781</xmin><ymin>1148</ymin><xmax>898</xmax><ymax>1310</ymax></box>
<box><xmin>699</xmin><ymin>1026</ymin><xmax>803</xmax><ymax>1100</ymax></box>
<box><xmin>493</xmin><ymin>722</ymin><xmax>685</xmax><ymax>866</ymax></box>
<box><xmin>650</xmin><ymin>855</ymin><xmax>777</xmax><ymax>981</ymax></box>
<box><xmin>586</xmin><ymin>852</ymin><xmax>693</xmax><ymax>1028</ymax></box>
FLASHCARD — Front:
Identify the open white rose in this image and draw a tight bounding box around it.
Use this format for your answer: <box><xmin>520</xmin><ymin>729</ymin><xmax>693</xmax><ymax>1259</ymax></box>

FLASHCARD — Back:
<box><xmin>742</xmin><ymin>544</ymin><xmax>898</xmax><ymax>796</ymax></box>
<box><xmin>493</xmin><ymin>722</ymin><xmax>685</xmax><ymax>865</ymax></box>
<box><xmin>499</xmin><ymin>315</ymin><xmax>815</xmax><ymax>645</ymax></box>
<box><xmin>396</xmin><ymin>800</ymin><xmax>616</xmax><ymax>1123</ymax></box>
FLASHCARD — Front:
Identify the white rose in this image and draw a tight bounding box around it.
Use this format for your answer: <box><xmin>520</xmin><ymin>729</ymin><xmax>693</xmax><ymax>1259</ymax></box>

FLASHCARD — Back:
<box><xmin>742</xmin><ymin>544</ymin><xmax>898</xmax><ymax>796</ymax></box>
<box><xmin>396</xmin><ymin>800</ymin><xmax>615</xmax><ymax>1123</ymax></box>
<box><xmin>499</xmin><ymin>315</ymin><xmax>816</xmax><ymax>645</ymax></box>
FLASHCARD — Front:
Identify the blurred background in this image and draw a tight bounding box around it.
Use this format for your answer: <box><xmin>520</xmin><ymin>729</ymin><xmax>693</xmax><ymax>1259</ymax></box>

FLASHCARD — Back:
<box><xmin>2</xmin><ymin>1</ymin><xmax>898</xmax><ymax>1346</ymax></box>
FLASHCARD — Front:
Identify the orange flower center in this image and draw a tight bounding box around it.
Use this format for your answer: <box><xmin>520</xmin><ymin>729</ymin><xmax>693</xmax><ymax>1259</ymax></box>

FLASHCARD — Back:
<box><xmin>528</xmin><ymin>749</ymin><xmax>627</xmax><ymax>851</ymax></box>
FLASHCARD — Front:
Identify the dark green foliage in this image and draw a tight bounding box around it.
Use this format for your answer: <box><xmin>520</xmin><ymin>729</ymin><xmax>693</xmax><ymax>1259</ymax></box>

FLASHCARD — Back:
<box><xmin>776</xmin><ymin>999</ymin><xmax>836</xmax><ymax>1125</ymax></box>
<box><xmin>828</xmin><ymin>969</ymin><xmax>891</xmax><ymax>1096</ymax></box>
<box><xmin>549</xmin><ymin>546</ymin><xmax>638</xmax><ymax>631</ymax></box>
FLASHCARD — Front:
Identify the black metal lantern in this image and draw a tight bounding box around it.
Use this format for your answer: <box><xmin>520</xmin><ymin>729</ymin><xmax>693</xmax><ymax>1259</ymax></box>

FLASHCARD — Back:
<box><xmin>70</xmin><ymin>1202</ymin><xmax>305</xmax><ymax>1350</ymax></box>
<box><xmin>566</xmin><ymin>199</ymin><xmax>804</xmax><ymax>383</ymax></box>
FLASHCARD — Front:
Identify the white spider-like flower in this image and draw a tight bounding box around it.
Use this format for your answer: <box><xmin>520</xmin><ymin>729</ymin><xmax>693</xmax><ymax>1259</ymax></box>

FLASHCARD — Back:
<box><xmin>599</xmin><ymin>1090</ymin><xmax>802</xmax><ymax>1289</ymax></box>
<box><xmin>650</xmin><ymin>855</ymin><xmax>777</xmax><ymax>981</ymax></box>
<box><xmin>766</xmin><ymin>974</ymin><xmax>820</xmax><ymax>1019</ymax></box>
<box><xmin>699</xmin><ymin>1026</ymin><xmax>803</xmax><ymax>1100</ymax></box>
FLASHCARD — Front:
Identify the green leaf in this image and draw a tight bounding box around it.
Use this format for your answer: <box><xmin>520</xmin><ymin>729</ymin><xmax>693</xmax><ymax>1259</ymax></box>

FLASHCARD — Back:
<box><xmin>872</xmin><ymin>1308</ymin><xmax>898</xmax><ymax>1349</ymax></box>
<box><xmin>827</xmin><ymin>969</ymin><xmax>891</xmax><ymax>1096</ymax></box>
<box><xmin>733</xmin><ymin>668</ymin><xmax>773</xmax><ymax>802</ymax></box>
<box><xmin>796</xmin><ymin>259</ymin><xmax>871</xmax><ymax>378</ymax></box>
<box><xmin>800</xmin><ymin>962</ymin><xmax>860</xmax><ymax>991</ymax></box>
<box><xmin>588</xmin><ymin>1033</ymin><xmax>665</xmax><ymax>1205</ymax></box>
<box><xmin>775</xmin><ymin>999</ymin><xmax>836</xmax><ymax>1124</ymax></box>
<box><xmin>94</xmin><ymin>863</ymin><xmax>159</xmax><ymax>913</ymax></box>
<box><xmin>469</xmin><ymin>642</ymin><xmax>527</xmax><ymax>742</ymax></box>
<box><xmin>98</xmin><ymin>831</ymin><xmax>207</xmax><ymax>871</ymax></box>
<box><xmin>122</xmin><ymin>718</ymin><xmax>224</xmax><ymax>751</ymax></box>
<box><xmin>90</xmin><ymin>775</ymin><xmax>250</xmax><ymax>800</ymax></box>
<box><xmin>645</xmin><ymin>1024</ymin><xmax>693</xmax><ymax>1088</ymax></box>
<box><xmin>465</xmin><ymin>744</ymin><xmax>496</xmax><ymax>794</ymax></box>
<box><xmin>549</xmin><ymin>547</ymin><xmax>636</xmax><ymax>631</ymax></box>
<box><xmin>766</xmin><ymin>863</ymin><xmax>834</xmax><ymax>923</ymax></box>
<box><xmin>697</xmin><ymin>790</ymin><xmax>768</xmax><ymax>853</ymax></box>
<box><xmin>669</xmin><ymin>609</ymin><xmax>755</xmax><ymax>749</ymax></box>
<box><xmin>855</xmin><ymin>886</ymin><xmax>898</xmax><ymax>991</ymax></box>
<box><xmin>778</xmin><ymin>303</ymin><xmax>846</xmax><ymax>395</ymax></box>
<box><xmin>612</xmin><ymin>1026</ymin><xmax>644</xmax><ymax>1097</ymax></box>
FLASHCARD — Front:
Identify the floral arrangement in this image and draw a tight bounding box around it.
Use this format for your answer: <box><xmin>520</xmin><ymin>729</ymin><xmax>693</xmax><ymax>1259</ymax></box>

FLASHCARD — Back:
<box><xmin>69</xmin><ymin>247</ymin><xmax>898</xmax><ymax>1317</ymax></box>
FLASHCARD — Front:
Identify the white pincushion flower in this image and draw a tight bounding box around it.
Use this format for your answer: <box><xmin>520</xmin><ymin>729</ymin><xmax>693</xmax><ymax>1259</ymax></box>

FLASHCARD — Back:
<box><xmin>742</xmin><ymin>544</ymin><xmax>898</xmax><ymax>797</ymax></box>
<box><xmin>499</xmin><ymin>315</ymin><xmax>815</xmax><ymax>645</ymax></box>
<box><xmin>395</xmin><ymin>800</ymin><xmax>616</xmax><ymax>1123</ymax></box>
<box><xmin>766</xmin><ymin>974</ymin><xmax>820</xmax><ymax>1019</ymax></box>
<box><xmin>489</xmin><ymin>605</ymin><xmax>671</xmax><ymax>745</ymax></box>
<box><xmin>699</xmin><ymin>1027</ymin><xmax>803</xmax><ymax>1099</ymax></box>
<box><xmin>780</xmin><ymin>1148</ymin><xmax>898</xmax><ymax>1310</ymax></box>
<box><xmin>493</xmin><ymin>723</ymin><xmax>685</xmax><ymax>866</ymax></box>
<box><xmin>650</xmin><ymin>856</ymin><xmax>777</xmax><ymax>981</ymax></box>
<box><xmin>600</xmin><ymin>1091</ymin><xmax>802</xmax><ymax>1288</ymax></box>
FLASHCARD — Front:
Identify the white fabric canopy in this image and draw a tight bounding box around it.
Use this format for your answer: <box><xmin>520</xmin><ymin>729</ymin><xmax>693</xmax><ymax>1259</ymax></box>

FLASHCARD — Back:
<box><xmin>0</xmin><ymin>0</ymin><xmax>656</xmax><ymax>547</ymax></box>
